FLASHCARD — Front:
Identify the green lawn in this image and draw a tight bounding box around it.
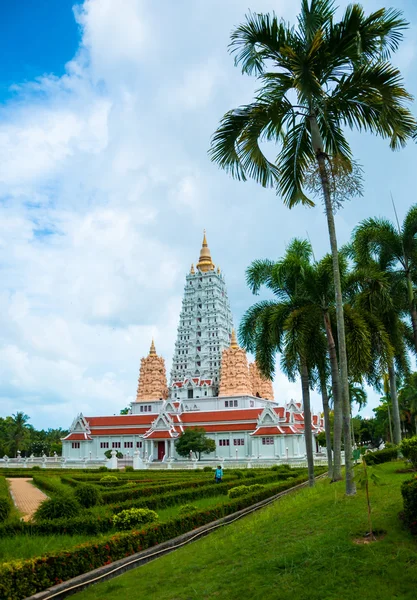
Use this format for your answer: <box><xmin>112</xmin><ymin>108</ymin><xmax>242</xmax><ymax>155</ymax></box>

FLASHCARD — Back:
<box><xmin>73</xmin><ymin>462</ymin><xmax>417</xmax><ymax>600</ymax></box>
<box><xmin>0</xmin><ymin>534</ymin><xmax>104</xmax><ymax>563</ymax></box>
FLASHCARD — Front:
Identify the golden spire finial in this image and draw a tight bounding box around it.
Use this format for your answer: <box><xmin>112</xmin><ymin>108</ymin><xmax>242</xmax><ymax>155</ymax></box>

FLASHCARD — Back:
<box><xmin>230</xmin><ymin>329</ymin><xmax>239</xmax><ymax>349</ymax></box>
<box><xmin>190</xmin><ymin>263</ymin><xmax>195</xmax><ymax>274</ymax></box>
<box><xmin>217</xmin><ymin>265</ymin><xmax>221</xmax><ymax>274</ymax></box>
<box><xmin>149</xmin><ymin>339</ymin><xmax>156</xmax><ymax>355</ymax></box>
<box><xmin>196</xmin><ymin>230</ymin><xmax>215</xmax><ymax>272</ymax></box>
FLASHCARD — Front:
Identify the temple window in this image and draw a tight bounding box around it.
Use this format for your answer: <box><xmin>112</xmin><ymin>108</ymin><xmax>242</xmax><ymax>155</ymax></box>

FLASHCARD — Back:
<box><xmin>112</xmin><ymin>442</ymin><xmax>121</xmax><ymax>448</ymax></box>
<box><xmin>219</xmin><ymin>439</ymin><xmax>230</xmax><ymax>446</ymax></box>
<box><xmin>100</xmin><ymin>442</ymin><xmax>109</xmax><ymax>448</ymax></box>
<box><xmin>262</xmin><ymin>437</ymin><xmax>274</xmax><ymax>445</ymax></box>
<box><xmin>71</xmin><ymin>442</ymin><xmax>80</xmax><ymax>449</ymax></box>
<box><xmin>233</xmin><ymin>439</ymin><xmax>244</xmax><ymax>446</ymax></box>
<box><xmin>124</xmin><ymin>442</ymin><xmax>133</xmax><ymax>448</ymax></box>
<box><xmin>136</xmin><ymin>441</ymin><xmax>142</xmax><ymax>448</ymax></box>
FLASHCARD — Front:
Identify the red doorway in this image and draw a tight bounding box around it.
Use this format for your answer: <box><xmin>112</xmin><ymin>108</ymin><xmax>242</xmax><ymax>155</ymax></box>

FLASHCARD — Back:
<box><xmin>157</xmin><ymin>441</ymin><xmax>165</xmax><ymax>461</ymax></box>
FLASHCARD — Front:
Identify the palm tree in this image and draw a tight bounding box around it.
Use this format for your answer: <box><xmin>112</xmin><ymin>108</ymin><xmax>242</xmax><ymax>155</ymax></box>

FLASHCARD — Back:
<box><xmin>398</xmin><ymin>373</ymin><xmax>417</xmax><ymax>435</ymax></box>
<box><xmin>351</xmin><ymin>224</ymin><xmax>414</xmax><ymax>444</ymax></box>
<box><xmin>240</xmin><ymin>239</ymin><xmax>324</xmax><ymax>486</ymax></box>
<box><xmin>209</xmin><ymin>1</ymin><xmax>416</xmax><ymax>496</ymax></box>
<box><xmin>8</xmin><ymin>412</ymin><xmax>31</xmax><ymax>457</ymax></box>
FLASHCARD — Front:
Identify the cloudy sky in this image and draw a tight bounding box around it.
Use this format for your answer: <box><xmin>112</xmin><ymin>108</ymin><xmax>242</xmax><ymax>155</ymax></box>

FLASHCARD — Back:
<box><xmin>1</xmin><ymin>0</ymin><xmax>417</xmax><ymax>429</ymax></box>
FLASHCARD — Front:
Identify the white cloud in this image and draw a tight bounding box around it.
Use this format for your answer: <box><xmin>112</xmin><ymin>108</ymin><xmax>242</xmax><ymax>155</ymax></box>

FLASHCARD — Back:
<box><xmin>1</xmin><ymin>0</ymin><xmax>416</xmax><ymax>428</ymax></box>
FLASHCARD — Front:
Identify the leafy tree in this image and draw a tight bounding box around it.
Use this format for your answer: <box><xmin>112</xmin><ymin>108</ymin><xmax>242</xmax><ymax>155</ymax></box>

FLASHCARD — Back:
<box><xmin>175</xmin><ymin>428</ymin><xmax>216</xmax><ymax>460</ymax></box>
<box><xmin>120</xmin><ymin>407</ymin><xmax>130</xmax><ymax>415</ymax></box>
<box><xmin>104</xmin><ymin>449</ymin><xmax>123</xmax><ymax>459</ymax></box>
<box><xmin>209</xmin><ymin>0</ymin><xmax>416</xmax><ymax>496</ymax></box>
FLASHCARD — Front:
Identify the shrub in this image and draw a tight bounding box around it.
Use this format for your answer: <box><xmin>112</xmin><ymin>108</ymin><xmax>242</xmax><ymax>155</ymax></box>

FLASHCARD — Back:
<box><xmin>178</xmin><ymin>503</ymin><xmax>198</xmax><ymax>515</ymax></box>
<box><xmin>271</xmin><ymin>464</ymin><xmax>291</xmax><ymax>472</ymax></box>
<box><xmin>228</xmin><ymin>485</ymin><xmax>250</xmax><ymax>498</ymax></box>
<box><xmin>74</xmin><ymin>484</ymin><xmax>101</xmax><ymax>508</ymax></box>
<box><xmin>125</xmin><ymin>466</ymin><xmax>134</xmax><ymax>472</ymax></box>
<box><xmin>203</xmin><ymin>466</ymin><xmax>213</xmax><ymax>472</ymax></box>
<box><xmin>234</xmin><ymin>470</ymin><xmax>245</xmax><ymax>479</ymax></box>
<box><xmin>104</xmin><ymin>450</ymin><xmax>123</xmax><ymax>459</ymax></box>
<box><xmin>363</xmin><ymin>447</ymin><xmax>398</xmax><ymax>465</ymax></box>
<box><xmin>100</xmin><ymin>475</ymin><xmax>118</xmax><ymax>483</ymax></box>
<box><xmin>400</xmin><ymin>437</ymin><xmax>417</xmax><ymax>469</ymax></box>
<box><xmin>401</xmin><ymin>475</ymin><xmax>417</xmax><ymax>534</ymax></box>
<box><xmin>98</xmin><ymin>466</ymin><xmax>108</xmax><ymax>472</ymax></box>
<box><xmin>112</xmin><ymin>508</ymin><xmax>159</xmax><ymax>531</ymax></box>
<box><xmin>34</xmin><ymin>495</ymin><xmax>80</xmax><ymax>521</ymax></box>
<box><xmin>32</xmin><ymin>466</ymin><xmax>41</xmax><ymax>471</ymax></box>
<box><xmin>248</xmin><ymin>484</ymin><xmax>265</xmax><ymax>494</ymax></box>
<box><xmin>0</xmin><ymin>498</ymin><xmax>11</xmax><ymax>523</ymax></box>
<box><xmin>244</xmin><ymin>471</ymin><xmax>256</xmax><ymax>478</ymax></box>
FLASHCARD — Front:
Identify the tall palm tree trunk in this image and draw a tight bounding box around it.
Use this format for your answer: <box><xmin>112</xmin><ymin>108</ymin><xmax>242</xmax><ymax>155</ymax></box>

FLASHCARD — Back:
<box><xmin>319</xmin><ymin>373</ymin><xmax>333</xmax><ymax>478</ymax></box>
<box><xmin>300</xmin><ymin>357</ymin><xmax>315</xmax><ymax>487</ymax></box>
<box><xmin>388</xmin><ymin>359</ymin><xmax>401</xmax><ymax>445</ymax></box>
<box><xmin>311</xmin><ymin>115</ymin><xmax>355</xmax><ymax>495</ymax></box>
<box><xmin>323</xmin><ymin>311</ymin><xmax>342</xmax><ymax>481</ymax></box>
<box><xmin>406</xmin><ymin>275</ymin><xmax>417</xmax><ymax>352</ymax></box>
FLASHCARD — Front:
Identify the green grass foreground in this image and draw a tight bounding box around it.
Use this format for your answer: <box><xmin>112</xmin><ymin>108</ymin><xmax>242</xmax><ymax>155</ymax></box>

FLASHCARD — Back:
<box><xmin>73</xmin><ymin>462</ymin><xmax>417</xmax><ymax>600</ymax></box>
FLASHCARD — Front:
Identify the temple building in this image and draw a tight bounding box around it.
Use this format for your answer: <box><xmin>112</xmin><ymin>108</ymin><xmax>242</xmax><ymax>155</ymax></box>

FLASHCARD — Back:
<box><xmin>63</xmin><ymin>233</ymin><xmax>323</xmax><ymax>463</ymax></box>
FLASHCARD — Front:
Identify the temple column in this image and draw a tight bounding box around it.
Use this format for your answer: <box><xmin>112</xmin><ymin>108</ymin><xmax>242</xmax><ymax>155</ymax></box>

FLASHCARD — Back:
<box><xmin>164</xmin><ymin>440</ymin><xmax>168</xmax><ymax>458</ymax></box>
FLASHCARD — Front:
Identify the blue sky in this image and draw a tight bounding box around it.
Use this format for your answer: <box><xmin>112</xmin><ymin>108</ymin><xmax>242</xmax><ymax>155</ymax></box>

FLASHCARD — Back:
<box><xmin>0</xmin><ymin>0</ymin><xmax>417</xmax><ymax>429</ymax></box>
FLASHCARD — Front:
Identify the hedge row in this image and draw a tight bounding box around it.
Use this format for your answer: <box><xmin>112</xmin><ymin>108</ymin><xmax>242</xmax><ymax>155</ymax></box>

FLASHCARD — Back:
<box><xmin>0</xmin><ymin>474</ymin><xmax>309</xmax><ymax>600</ymax></box>
<box><xmin>401</xmin><ymin>475</ymin><xmax>417</xmax><ymax>535</ymax></box>
<box><xmin>0</xmin><ymin>469</ymin><xmax>311</xmax><ymax>537</ymax></box>
<box><xmin>363</xmin><ymin>447</ymin><xmax>398</xmax><ymax>465</ymax></box>
<box><xmin>0</xmin><ymin>476</ymin><xmax>13</xmax><ymax>523</ymax></box>
<box><xmin>101</xmin><ymin>470</ymin><xmax>306</xmax><ymax>514</ymax></box>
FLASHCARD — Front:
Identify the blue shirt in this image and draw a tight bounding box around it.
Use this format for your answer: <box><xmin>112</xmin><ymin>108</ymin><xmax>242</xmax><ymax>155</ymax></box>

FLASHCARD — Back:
<box><xmin>215</xmin><ymin>468</ymin><xmax>223</xmax><ymax>478</ymax></box>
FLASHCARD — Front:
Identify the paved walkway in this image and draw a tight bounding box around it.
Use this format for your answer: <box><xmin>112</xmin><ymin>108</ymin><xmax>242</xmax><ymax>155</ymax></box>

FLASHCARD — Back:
<box><xmin>7</xmin><ymin>478</ymin><xmax>48</xmax><ymax>521</ymax></box>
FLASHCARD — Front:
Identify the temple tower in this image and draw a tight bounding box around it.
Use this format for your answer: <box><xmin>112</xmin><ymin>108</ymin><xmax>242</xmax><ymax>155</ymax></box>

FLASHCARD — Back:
<box><xmin>218</xmin><ymin>330</ymin><xmax>252</xmax><ymax>397</ymax></box>
<box><xmin>249</xmin><ymin>361</ymin><xmax>274</xmax><ymax>400</ymax></box>
<box><xmin>136</xmin><ymin>340</ymin><xmax>169</xmax><ymax>401</ymax></box>
<box><xmin>170</xmin><ymin>232</ymin><xmax>234</xmax><ymax>398</ymax></box>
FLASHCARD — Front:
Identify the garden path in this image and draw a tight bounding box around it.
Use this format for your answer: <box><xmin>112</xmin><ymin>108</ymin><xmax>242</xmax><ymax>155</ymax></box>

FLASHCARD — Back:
<box><xmin>7</xmin><ymin>478</ymin><xmax>47</xmax><ymax>521</ymax></box>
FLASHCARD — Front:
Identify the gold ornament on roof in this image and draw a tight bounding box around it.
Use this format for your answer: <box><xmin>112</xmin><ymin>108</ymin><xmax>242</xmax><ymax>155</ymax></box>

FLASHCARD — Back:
<box><xmin>149</xmin><ymin>339</ymin><xmax>156</xmax><ymax>355</ymax></box>
<box><xmin>190</xmin><ymin>263</ymin><xmax>195</xmax><ymax>274</ymax></box>
<box><xmin>230</xmin><ymin>329</ymin><xmax>239</xmax><ymax>349</ymax></box>
<box><xmin>196</xmin><ymin>230</ymin><xmax>215</xmax><ymax>272</ymax></box>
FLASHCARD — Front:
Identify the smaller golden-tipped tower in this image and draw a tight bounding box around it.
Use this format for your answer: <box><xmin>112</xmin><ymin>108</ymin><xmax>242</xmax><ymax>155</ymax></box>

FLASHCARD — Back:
<box><xmin>190</xmin><ymin>263</ymin><xmax>195</xmax><ymax>274</ymax></box>
<box><xmin>219</xmin><ymin>331</ymin><xmax>252</xmax><ymax>397</ymax></box>
<box><xmin>136</xmin><ymin>340</ymin><xmax>169</xmax><ymax>401</ymax></box>
<box><xmin>196</xmin><ymin>230</ymin><xmax>215</xmax><ymax>272</ymax></box>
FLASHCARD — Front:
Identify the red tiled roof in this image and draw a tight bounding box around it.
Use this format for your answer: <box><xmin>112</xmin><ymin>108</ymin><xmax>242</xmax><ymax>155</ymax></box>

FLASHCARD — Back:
<box><xmin>180</xmin><ymin>409</ymin><xmax>263</xmax><ymax>423</ymax></box>
<box><xmin>294</xmin><ymin>414</ymin><xmax>304</xmax><ymax>422</ymax></box>
<box><xmin>62</xmin><ymin>432</ymin><xmax>92</xmax><ymax>441</ymax></box>
<box><xmin>173</xmin><ymin>402</ymin><xmax>180</xmax><ymax>407</ymax></box>
<box><xmin>89</xmin><ymin>428</ymin><xmax>149</xmax><ymax>436</ymax></box>
<box><xmin>143</xmin><ymin>430</ymin><xmax>178</xmax><ymax>439</ymax></box>
<box><xmin>86</xmin><ymin>415</ymin><xmax>154</xmax><ymax>427</ymax></box>
<box><xmin>280</xmin><ymin>425</ymin><xmax>298</xmax><ymax>434</ymax></box>
<box><xmin>251</xmin><ymin>426</ymin><xmax>283</xmax><ymax>436</ymax></box>
<box><xmin>273</xmin><ymin>407</ymin><xmax>285</xmax><ymax>418</ymax></box>
<box><xmin>184</xmin><ymin>423</ymin><xmax>257</xmax><ymax>432</ymax></box>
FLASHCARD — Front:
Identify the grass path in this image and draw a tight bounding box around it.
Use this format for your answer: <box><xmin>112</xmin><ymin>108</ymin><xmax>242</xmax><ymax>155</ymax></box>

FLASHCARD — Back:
<box><xmin>7</xmin><ymin>478</ymin><xmax>47</xmax><ymax>521</ymax></box>
<box><xmin>73</xmin><ymin>462</ymin><xmax>417</xmax><ymax>600</ymax></box>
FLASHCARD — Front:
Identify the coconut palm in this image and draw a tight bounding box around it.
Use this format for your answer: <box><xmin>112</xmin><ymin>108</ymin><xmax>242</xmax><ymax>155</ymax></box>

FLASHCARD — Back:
<box><xmin>350</xmin><ymin>225</ymin><xmax>414</xmax><ymax>444</ymax></box>
<box><xmin>209</xmin><ymin>1</ymin><xmax>416</xmax><ymax>495</ymax></box>
<box><xmin>240</xmin><ymin>239</ymin><xmax>324</xmax><ymax>486</ymax></box>
<box><xmin>398</xmin><ymin>373</ymin><xmax>417</xmax><ymax>435</ymax></box>
<box><xmin>353</xmin><ymin>205</ymin><xmax>417</xmax><ymax>351</ymax></box>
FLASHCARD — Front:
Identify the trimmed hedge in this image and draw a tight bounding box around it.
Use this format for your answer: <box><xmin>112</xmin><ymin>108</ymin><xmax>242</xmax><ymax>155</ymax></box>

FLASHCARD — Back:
<box><xmin>0</xmin><ymin>474</ymin><xmax>309</xmax><ymax>600</ymax></box>
<box><xmin>400</xmin><ymin>437</ymin><xmax>417</xmax><ymax>469</ymax></box>
<box><xmin>0</xmin><ymin>477</ymin><xmax>12</xmax><ymax>523</ymax></box>
<box><xmin>363</xmin><ymin>447</ymin><xmax>398</xmax><ymax>465</ymax></box>
<box><xmin>401</xmin><ymin>475</ymin><xmax>417</xmax><ymax>535</ymax></box>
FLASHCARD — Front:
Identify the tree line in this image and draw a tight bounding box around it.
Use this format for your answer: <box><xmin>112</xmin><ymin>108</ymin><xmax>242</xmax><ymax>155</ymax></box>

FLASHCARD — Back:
<box><xmin>209</xmin><ymin>0</ymin><xmax>417</xmax><ymax>495</ymax></box>
<box><xmin>0</xmin><ymin>412</ymin><xmax>68</xmax><ymax>458</ymax></box>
